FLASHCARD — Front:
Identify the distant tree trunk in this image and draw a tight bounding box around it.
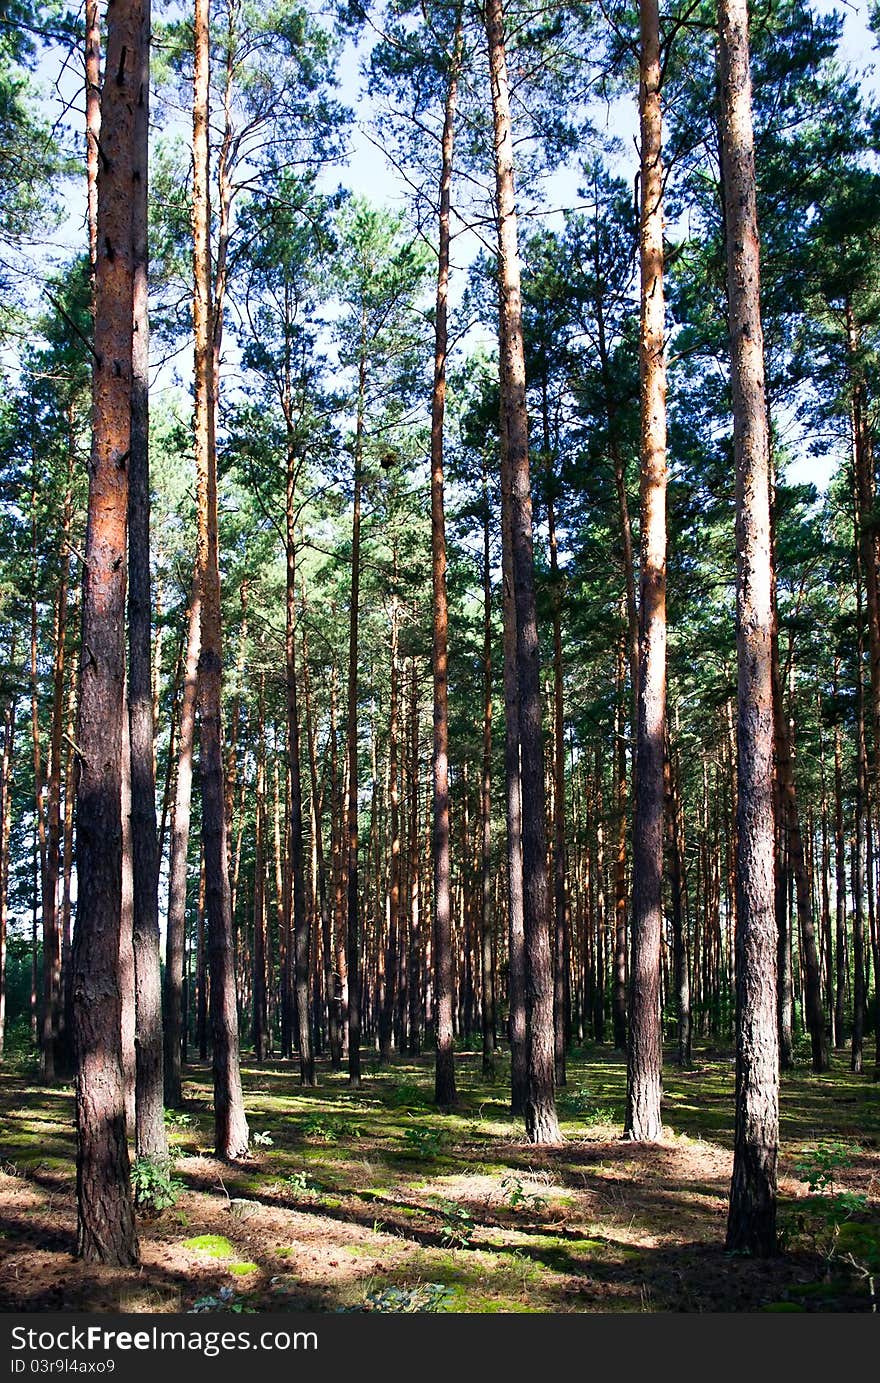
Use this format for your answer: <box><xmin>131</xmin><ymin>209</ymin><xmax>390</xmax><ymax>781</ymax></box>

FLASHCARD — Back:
<box><xmin>302</xmin><ymin>618</ymin><xmax>340</xmax><ymax>1066</ymax></box>
<box><xmin>193</xmin><ymin>0</ymin><xmax>248</xmax><ymax>1160</ymax></box>
<box><xmin>252</xmin><ymin>666</ymin><xmax>267</xmax><ymax>1064</ymax></box>
<box><xmin>666</xmin><ymin>736</ymin><xmax>691</xmax><ymax>1066</ymax></box>
<box><xmin>486</xmin><ymin>0</ymin><xmax>560</xmax><ymax>1145</ymax></box>
<box><xmin>120</xmin><ymin>686</ymin><xmax>137</xmax><ymax>1134</ymax></box>
<box><xmin>430</xmin><ymin>11</ymin><xmax>463</xmax><ymax>1111</ymax></box>
<box><xmin>85</xmin><ymin>0</ymin><xmax>100</xmax><ymax>279</ymax></box>
<box><xmin>613</xmin><ymin>639</ymin><xmax>628</xmax><ymax>1051</ymax></box>
<box><xmin>128</xmin><ymin>0</ymin><xmax>166</xmax><ymax>1158</ymax></box>
<box><xmin>625</xmin><ymin>0</ymin><xmax>667</xmax><ymax>1145</ymax></box>
<box><xmin>60</xmin><ymin>642</ymin><xmax>76</xmax><ymax>1066</ymax></box>
<box><xmin>770</xmin><ymin>609</ymin><xmax>828</xmax><ymax>1072</ymax></box>
<box><xmin>0</xmin><ymin>677</ymin><xmax>16</xmax><ymax>1062</ymax></box>
<box><xmin>286</xmin><ymin>451</ymin><xmax>314</xmax><ymax>1087</ymax></box>
<box><xmin>848</xmin><ymin>304</ymin><xmax>878</xmax><ymax>1077</ymax></box>
<box><xmin>73</xmin><ymin>0</ymin><xmax>142</xmax><ymax>1265</ymax></box>
<box><xmin>546</xmin><ymin>455</ymin><xmax>569</xmax><ymax>1088</ymax></box>
<box><xmin>380</xmin><ymin>589</ymin><xmax>401</xmax><ymax>1063</ymax></box>
<box><xmin>719</xmin><ymin>0</ymin><xmax>779</xmax><ymax>1258</ymax></box>
<box><xmin>346</xmin><ymin>357</ymin><xmax>365</xmax><ymax>1090</ymax></box>
<box><xmin>501</xmin><ymin>423</ymin><xmax>527</xmax><ymax>1114</ymax></box>
<box><xmin>408</xmin><ymin>661</ymin><xmax>423</xmax><ymax>1056</ymax></box>
<box><xmin>480</xmin><ymin>470</ymin><xmax>496</xmax><ymax>1080</ymax></box>
<box><xmin>42</xmin><ymin>455</ymin><xmax>73</xmax><ymax>1082</ymax></box>
<box><xmin>164</xmin><ymin>579</ymin><xmax>200</xmax><ymax>1107</ymax></box>
<box><xmin>594</xmin><ymin>745</ymin><xmax>607</xmax><ymax>1043</ymax></box>
<box><xmin>853</xmin><ymin>551</ymin><xmax>868</xmax><ymax>1076</ymax></box>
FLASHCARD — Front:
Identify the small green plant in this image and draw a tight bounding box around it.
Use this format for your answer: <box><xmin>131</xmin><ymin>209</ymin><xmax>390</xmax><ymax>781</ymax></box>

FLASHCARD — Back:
<box><xmin>403</xmin><ymin>1122</ymin><xmax>446</xmax><ymax>1157</ymax></box>
<box><xmin>384</xmin><ymin>1080</ymin><xmax>423</xmax><ymax>1108</ymax></box>
<box><xmin>130</xmin><ymin>1156</ymin><xmax>182</xmax><ymax>1218</ymax></box>
<box><xmin>434</xmin><ymin>1199</ymin><xmax>474</xmax><ymax>1249</ymax></box>
<box><xmin>500</xmin><ymin>1175</ymin><xmax>544</xmax><ymax>1212</ymax></box>
<box><xmin>360</xmin><ymin>1282</ymin><xmax>453</xmax><ymax>1312</ymax></box>
<box><xmin>302</xmin><ymin>1114</ymin><xmax>363</xmax><ymax>1142</ymax></box>
<box><xmin>251</xmin><ymin>1129</ymin><xmax>274</xmax><ymax>1148</ymax></box>
<box><xmin>793</xmin><ymin>1142</ymin><xmax>857</xmax><ymax>1196</ymax></box>
<box><xmin>284</xmin><ymin>1169</ymin><xmax>320</xmax><ymax>1196</ymax></box>
<box><xmin>163</xmin><ymin>1109</ymin><xmax>193</xmax><ymax>1130</ymax></box>
<box><xmin>558</xmin><ymin>1085</ymin><xmax>617</xmax><ymax>1125</ymax></box>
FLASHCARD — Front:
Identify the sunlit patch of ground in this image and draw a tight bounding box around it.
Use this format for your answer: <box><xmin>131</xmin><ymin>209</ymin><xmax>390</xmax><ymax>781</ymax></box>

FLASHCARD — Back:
<box><xmin>0</xmin><ymin>1044</ymin><xmax>878</xmax><ymax>1312</ymax></box>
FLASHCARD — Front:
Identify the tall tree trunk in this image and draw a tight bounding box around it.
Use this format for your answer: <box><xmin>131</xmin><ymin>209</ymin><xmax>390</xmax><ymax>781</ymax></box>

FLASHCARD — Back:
<box><xmin>380</xmin><ymin>588</ymin><xmax>401</xmax><ymax>1063</ymax></box>
<box><xmin>486</xmin><ymin>0</ymin><xmax>560</xmax><ymax>1145</ymax></box>
<box><xmin>129</xmin><ymin>0</ymin><xmax>166</xmax><ymax>1158</ymax></box>
<box><xmin>481</xmin><ymin>469</ymin><xmax>496</xmax><ymax>1080</ymax></box>
<box><xmin>546</xmin><ymin>454</ymin><xmax>569</xmax><ymax>1088</ymax></box>
<box><xmin>252</xmin><ymin>666</ymin><xmax>267</xmax><ymax>1064</ymax></box>
<box><xmin>0</xmin><ymin>677</ymin><xmax>16</xmax><ymax>1062</ymax></box>
<box><xmin>666</xmin><ymin>734</ymin><xmax>691</xmax><ymax>1066</ymax></box>
<box><xmin>42</xmin><ymin>457</ymin><xmax>73</xmax><ymax>1081</ymax></box>
<box><xmin>73</xmin><ymin>0</ymin><xmax>143</xmax><ymax>1265</ymax></box>
<box><xmin>853</xmin><ymin>544</ymin><xmax>868</xmax><ymax>1075</ymax></box>
<box><xmin>719</xmin><ymin>0</ymin><xmax>779</xmax><ymax>1258</ymax></box>
<box><xmin>430</xmin><ymin>10</ymin><xmax>463</xmax><ymax>1110</ymax></box>
<box><xmin>85</xmin><ymin>0</ymin><xmax>100</xmax><ymax>280</ymax></box>
<box><xmin>625</xmin><ymin>0</ymin><xmax>668</xmax><ymax>1145</ymax></box>
<box><xmin>286</xmin><ymin>455</ymin><xmax>314</xmax><ymax>1086</ymax></box>
<box><xmin>408</xmin><ymin>660</ymin><xmax>423</xmax><ymax>1056</ymax></box>
<box><xmin>164</xmin><ymin>580</ymin><xmax>200</xmax><ymax>1107</ymax></box>
<box><xmin>302</xmin><ymin>619</ymin><xmax>340</xmax><ymax>1067</ymax></box>
<box><xmin>346</xmin><ymin>359</ymin><xmax>365</xmax><ymax>1089</ymax></box>
<box><xmin>193</xmin><ymin>0</ymin><xmax>249</xmax><ymax>1160</ymax></box>
<box><xmin>613</xmin><ymin>639</ymin><xmax>629</xmax><ymax>1051</ymax></box>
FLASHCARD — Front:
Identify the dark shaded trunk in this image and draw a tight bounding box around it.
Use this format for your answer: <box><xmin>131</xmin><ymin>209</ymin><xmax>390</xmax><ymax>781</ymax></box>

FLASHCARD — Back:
<box><xmin>73</xmin><ymin>0</ymin><xmax>144</xmax><ymax>1266</ymax></box>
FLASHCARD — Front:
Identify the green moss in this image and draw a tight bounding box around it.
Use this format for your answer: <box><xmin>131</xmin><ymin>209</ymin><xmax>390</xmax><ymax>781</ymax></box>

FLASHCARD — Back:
<box><xmin>182</xmin><ymin>1234</ymin><xmax>235</xmax><ymax>1260</ymax></box>
<box><xmin>228</xmin><ymin>1262</ymin><xmax>259</xmax><ymax>1276</ymax></box>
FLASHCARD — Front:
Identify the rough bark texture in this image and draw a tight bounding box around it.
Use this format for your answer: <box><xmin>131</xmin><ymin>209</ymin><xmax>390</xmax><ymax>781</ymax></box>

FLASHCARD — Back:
<box><xmin>128</xmin><ymin>0</ymin><xmax>166</xmax><ymax>1159</ymax></box>
<box><xmin>193</xmin><ymin>0</ymin><xmax>249</xmax><ymax>1160</ymax></box>
<box><xmin>73</xmin><ymin>0</ymin><xmax>142</xmax><ymax>1267</ymax></box>
<box><xmin>430</xmin><ymin>13</ymin><xmax>462</xmax><ymax>1110</ymax></box>
<box><xmin>719</xmin><ymin>0</ymin><xmax>779</xmax><ymax>1258</ymax></box>
<box><xmin>626</xmin><ymin>0</ymin><xmax>668</xmax><ymax>1144</ymax></box>
<box><xmin>486</xmin><ymin>0</ymin><xmax>560</xmax><ymax>1145</ymax></box>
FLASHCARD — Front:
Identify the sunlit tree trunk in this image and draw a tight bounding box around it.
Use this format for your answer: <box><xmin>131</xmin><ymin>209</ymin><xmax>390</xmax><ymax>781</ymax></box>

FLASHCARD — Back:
<box><xmin>193</xmin><ymin>0</ymin><xmax>248</xmax><ymax>1159</ymax></box>
<box><xmin>430</xmin><ymin>10</ymin><xmax>463</xmax><ymax>1110</ymax></box>
<box><xmin>0</xmin><ymin>672</ymin><xmax>16</xmax><ymax>1062</ymax></box>
<box><xmin>626</xmin><ymin>0</ymin><xmax>667</xmax><ymax>1145</ymax></box>
<box><xmin>486</xmin><ymin>0</ymin><xmax>560</xmax><ymax>1145</ymax></box>
<box><xmin>719</xmin><ymin>0</ymin><xmax>779</xmax><ymax>1258</ymax></box>
<box><xmin>480</xmin><ymin>466</ymin><xmax>496</xmax><ymax>1079</ymax></box>
<box><xmin>128</xmin><ymin>0</ymin><xmax>166</xmax><ymax>1157</ymax></box>
<box><xmin>164</xmin><ymin>579</ymin><xmax>199</xmax><ymax>1107</ymax></box>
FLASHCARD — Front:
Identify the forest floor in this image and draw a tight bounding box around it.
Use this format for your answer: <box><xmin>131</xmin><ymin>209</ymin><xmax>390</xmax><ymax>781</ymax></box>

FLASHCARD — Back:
<box><xmin>1</xmin><ymin>1043</ymin><xmax>879</xmax><ymax>1313</ymax></box>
